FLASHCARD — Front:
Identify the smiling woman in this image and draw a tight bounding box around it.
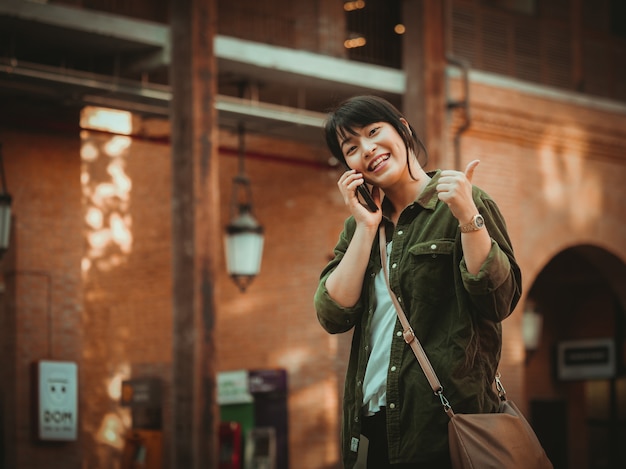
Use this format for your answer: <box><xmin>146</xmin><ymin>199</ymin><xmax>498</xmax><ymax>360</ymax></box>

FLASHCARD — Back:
<box><xmin>314</xmin><ymin>95</ymin><xmax>522</xmax><ymax>468</ymax></box>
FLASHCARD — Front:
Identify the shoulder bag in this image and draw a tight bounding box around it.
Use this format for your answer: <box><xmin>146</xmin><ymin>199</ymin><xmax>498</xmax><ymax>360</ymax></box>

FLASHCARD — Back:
<box><xmin>378</xmin><ymin>226</ymin><xmax>553</xmax><ymax>469</ymax></box>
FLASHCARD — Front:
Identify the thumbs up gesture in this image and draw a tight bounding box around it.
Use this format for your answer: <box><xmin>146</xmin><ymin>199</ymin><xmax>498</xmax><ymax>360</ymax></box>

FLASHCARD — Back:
<box><xmin>463</xmin><ymin>159</ymin><xmax>479</xmax><ymax>184</ymax></box>
<box><xmin>436</xmin><ymin>160</ymin><xmax>480</xmax><ymax>223</ymax></box>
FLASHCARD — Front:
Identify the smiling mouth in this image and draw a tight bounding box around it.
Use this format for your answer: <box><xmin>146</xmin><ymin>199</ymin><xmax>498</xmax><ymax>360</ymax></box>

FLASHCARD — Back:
<box><xmin>368</xmin><ymin>154</ymin><xmax>390</xmax><ymax>171</ymax></box>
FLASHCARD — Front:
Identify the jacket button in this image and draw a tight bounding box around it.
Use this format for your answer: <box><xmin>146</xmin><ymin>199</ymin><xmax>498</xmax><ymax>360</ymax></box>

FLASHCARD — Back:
<box><xmin>390</xmin><ymin>366</ymin><xmax>397</xmax><ymax>372</ymax></box>
<box><xmin>389</xmin><ymin>403</ymin><xmax>396</xmax><ymax>409</ymax></box>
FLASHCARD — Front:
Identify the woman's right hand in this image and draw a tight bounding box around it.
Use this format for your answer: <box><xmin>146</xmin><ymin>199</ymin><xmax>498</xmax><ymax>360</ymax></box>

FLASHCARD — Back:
<box><xmin>326</xmin><ymin>170</ymin><xmax>382</xmax><ymax>307</ymax></box>
<box><xmin>338</xmin><ymin>169</ymin><xmax>382</xmax><ymax>227</ymax></box>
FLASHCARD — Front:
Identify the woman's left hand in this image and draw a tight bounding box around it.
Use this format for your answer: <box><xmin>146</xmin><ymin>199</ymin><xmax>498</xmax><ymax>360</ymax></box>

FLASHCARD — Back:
<box><xmin>436</xmin><ymin>159</ymin><xmax>480</xmax><ymax>223</ymax></box>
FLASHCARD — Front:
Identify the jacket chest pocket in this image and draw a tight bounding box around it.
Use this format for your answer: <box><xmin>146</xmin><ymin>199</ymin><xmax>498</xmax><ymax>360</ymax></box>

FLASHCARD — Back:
<box><xmin>407</xmin><ymin>240</ymin><xmax>456</xmax><ymax>305</ymax></box>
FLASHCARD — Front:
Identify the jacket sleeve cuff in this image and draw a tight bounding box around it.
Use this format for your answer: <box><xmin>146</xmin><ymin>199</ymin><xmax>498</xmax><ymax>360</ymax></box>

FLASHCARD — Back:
<box><xmin>314</xmin><ymin>277</ymin><xmax>363</xmax><ymax>333</ymax></box>
<box><xmin>459</xmin><ymin>239</ymin><xmax>512</xmax><ymax>294</ymax></box>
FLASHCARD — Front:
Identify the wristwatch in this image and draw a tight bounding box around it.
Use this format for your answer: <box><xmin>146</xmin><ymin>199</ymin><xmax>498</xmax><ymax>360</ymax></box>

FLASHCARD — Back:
<box><xmin>459</xmin><ymin>214</ymin><xmax>485</xmax><ymax>233</ymax></box>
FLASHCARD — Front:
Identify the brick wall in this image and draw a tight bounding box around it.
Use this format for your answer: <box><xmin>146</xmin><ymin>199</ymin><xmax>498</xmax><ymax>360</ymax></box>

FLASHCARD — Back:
<box><xmin>443</xmin><ymin>76</ymin><xmax>626</xmax><ymax>412</ymax></box>
<box><xmin>2</xmin><ymin>77</ymin><xmax>626</xmax><ymax>469</ymax></box>
<box><xmin>0</xmin><ymin>125</ymin><xmax>84</xmax><ymax>469</ymax></box>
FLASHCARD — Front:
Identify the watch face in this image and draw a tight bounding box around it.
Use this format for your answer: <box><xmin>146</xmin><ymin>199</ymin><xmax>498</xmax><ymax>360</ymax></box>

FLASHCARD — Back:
<box><xmin>475</xmin><ymin>214</ymin><xmax>485</xmax><ymax>228</ymax></box>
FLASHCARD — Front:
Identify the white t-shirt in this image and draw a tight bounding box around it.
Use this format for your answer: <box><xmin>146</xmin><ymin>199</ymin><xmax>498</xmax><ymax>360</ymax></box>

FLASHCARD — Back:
<box><xmin>362</xmin><ymin>241</ymin><xmax>396</xmax><ymax>416</ymax></box>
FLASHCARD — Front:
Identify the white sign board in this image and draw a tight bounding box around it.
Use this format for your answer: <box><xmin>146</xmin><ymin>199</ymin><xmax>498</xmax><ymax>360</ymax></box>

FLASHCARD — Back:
<box><xmin>557</xmin><ymin>338</ymin><xmax>616</xmax><ymax>381</ymax></box>
<box><xmin>37</xmin><ymin>360</ymin><xmax>78</xmax><ymax>441</ymax></box>
<box><xmin>217</xmin><ymin>370</ymin><xmax>253</xmax><ymax>405</ymax></box>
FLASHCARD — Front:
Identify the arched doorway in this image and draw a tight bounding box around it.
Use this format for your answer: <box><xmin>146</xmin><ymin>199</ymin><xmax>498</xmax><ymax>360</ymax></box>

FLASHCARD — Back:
<box><xmin>524</xmin><ymin>245</ymin><xmax>626</xmax><ymax>469</ymax></box>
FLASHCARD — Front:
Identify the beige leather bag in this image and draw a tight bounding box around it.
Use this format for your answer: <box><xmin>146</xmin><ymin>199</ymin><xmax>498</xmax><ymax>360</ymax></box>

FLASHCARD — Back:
<box><xmin>379</xmin><ymin>226</ymin><xmax>553</xmax><ymax>469</ymax></box>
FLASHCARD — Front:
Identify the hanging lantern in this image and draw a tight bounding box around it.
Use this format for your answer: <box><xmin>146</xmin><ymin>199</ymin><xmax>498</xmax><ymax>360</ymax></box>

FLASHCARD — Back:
<box><xmin>224</xmin><ymin>123</ymin><xmax>264</xmax><ymax>292</ymax></box>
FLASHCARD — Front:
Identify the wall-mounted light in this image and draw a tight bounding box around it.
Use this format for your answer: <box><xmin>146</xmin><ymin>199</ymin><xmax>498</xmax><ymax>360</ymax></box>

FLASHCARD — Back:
<box><xmin>0</xmin><ymin>144</ymin><xmax>13</xmax><ymax>259</ymax></box>
<box><xmin>522</xmin><ymin>300</ymin><xmax>543</xmax><ymax>361</ymax></box>
<box><xmin>224</xmin><ymin>123</ymin><xmax>264</xmax><ymax>293</ymax></box>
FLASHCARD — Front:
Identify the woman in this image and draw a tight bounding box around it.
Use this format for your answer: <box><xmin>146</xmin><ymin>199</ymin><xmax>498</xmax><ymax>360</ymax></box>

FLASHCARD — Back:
<box><xmin>314</xmin><ymin>95</ymin><xmax>521</xmax><ymax>468</ymax></box>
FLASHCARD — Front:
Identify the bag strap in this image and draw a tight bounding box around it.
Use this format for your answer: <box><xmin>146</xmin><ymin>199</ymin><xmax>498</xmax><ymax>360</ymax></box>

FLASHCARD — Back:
<box><xmin>378</xmin><ymin>225</ymin><xmax>507</xmax><ymax>413</ymax></box>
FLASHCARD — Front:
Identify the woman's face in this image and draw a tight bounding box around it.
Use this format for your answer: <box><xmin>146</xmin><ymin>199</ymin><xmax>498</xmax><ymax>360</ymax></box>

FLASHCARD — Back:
<box><xmin>339</xmin><ymin>120</ymin><xmax>408</xmax><ymax>187</ymax></box>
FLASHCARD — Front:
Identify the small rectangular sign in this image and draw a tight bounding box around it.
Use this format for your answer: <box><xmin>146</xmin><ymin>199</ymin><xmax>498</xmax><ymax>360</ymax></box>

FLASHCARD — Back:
<box><xmin>37</xmin><ymin>360</ymin><xmax>78</xmax><ymax>441</ymax></box>
<box><xmin>218</xmin><ymin>370</ymin><xmax>253</xmax><ymax>405</ymax></box>
<box><xmin>557</xmin><ymin>338</ymin><xmax>615</xmax><ymax>380</ymax></box>
<box><xmin>121</xmin><ymin>378</ymin><xmax>161</xmax><ymax>407</ymax></box>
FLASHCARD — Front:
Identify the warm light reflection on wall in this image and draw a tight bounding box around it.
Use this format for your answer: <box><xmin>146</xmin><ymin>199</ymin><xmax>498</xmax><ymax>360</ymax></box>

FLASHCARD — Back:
<box><xmin>80</xmin><ymin>107</ymin><xmax>134</xmax><ymax>275</ymax></box>
<box><xmin>274</xmin><ymin>337</ymin><xmax>334</xmax><ymax>375</ymax></box>
<box><xmin>294</xmin><ymin>378</ymin><xmax>340</xmax><ymax>465</ymax></box>
<box><xmin>81</xmin><ymin>107</ymin><xmax>133</xmax><ymax>135</ymax></box>
<box><xmin>93</xmin><ymin>365</ymin><xmax>133</xmax><ymax>450</ymax></box>
<box><xmin>538</xmin><ymin>124</ymin><xmax>601</xmax><ymax>229</ymax></box>
<box><xmin>96</xmin><ymin>412</ymin><xmax>130</xmax><ymax>450</ymax></box>
<box><xmin>274</xmin><ymin>347</ymin><xmax>310</xmax><ymax>374</ymax></box>
<box><xmin>105</xmin><ymin>136</ymin><xmax>133</xmax><ymax>157</ymax></box>
<box><xmin>81</xmin><ymin>107</ymin><xmax>135</xmax><ymax>455</ymax></box>
<box><xmin>502</xmin><ymin>315</ymin><xmax>526</xmax><ymax>366</ymax></box>
<box><xmin>108</xmin><ymin>364</ymin><xmax>131</xmax><ymax>401</ymax></box>
<box><xmin>223</xmin><ymin>292</ymin><xmax>267</xmax><ymax>317</ymax></box>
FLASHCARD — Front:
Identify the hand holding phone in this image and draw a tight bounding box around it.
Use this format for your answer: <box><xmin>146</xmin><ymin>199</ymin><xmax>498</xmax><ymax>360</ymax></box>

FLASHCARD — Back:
<box><xmin>355</xmin><ymin>183</ymin><xmax>379</xmax><ymax>212</ymax></box>
<box><xmin>343</xmin><ymin>164</ymin><xmax>379</xmax><ymax>212</ymax></box>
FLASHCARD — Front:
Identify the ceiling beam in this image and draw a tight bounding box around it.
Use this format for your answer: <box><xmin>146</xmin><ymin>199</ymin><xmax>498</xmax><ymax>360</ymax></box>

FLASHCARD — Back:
<box><xmin>0</xmin><ymin>0</ymin><xmax>169</xmax><ymax>49</ymax></box>
<box><xmin>215</xmin><ymin>36</ymin><xmax>405</xmax><ymax>95</ymax></box>
<box><xmin>0</xmin><ymin>0</ymin><xmax>405</xmax><ymax>96</ymax></box>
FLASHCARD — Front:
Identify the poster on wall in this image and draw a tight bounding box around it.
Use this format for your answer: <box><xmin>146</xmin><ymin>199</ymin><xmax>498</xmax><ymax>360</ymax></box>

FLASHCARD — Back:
<box><xmin>36</xmin><ymin>360</ymin><xmax>78</xmax><ymax>441</ymax></box>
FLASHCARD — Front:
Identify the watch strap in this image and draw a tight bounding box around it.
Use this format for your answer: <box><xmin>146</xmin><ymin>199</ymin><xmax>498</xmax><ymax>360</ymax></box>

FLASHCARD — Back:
<box><xmin>459</xmin><ymin>214</ymin><xmax>484</xmax><ymax>233</ymax></box>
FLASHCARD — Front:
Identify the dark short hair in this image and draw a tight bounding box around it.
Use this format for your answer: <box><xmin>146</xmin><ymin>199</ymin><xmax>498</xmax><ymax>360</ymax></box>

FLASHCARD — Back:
<box><xmin>324</xmin><ymin>95</ymin><xmax>427</xmax><ymax>170</ymax></box>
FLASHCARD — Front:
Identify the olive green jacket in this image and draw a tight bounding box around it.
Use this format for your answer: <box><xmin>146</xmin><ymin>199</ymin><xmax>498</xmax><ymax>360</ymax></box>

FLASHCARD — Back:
<box><xmin>314</xmin><ymin>171</ymin><xmax>522</xmax><ymax>467</ymax></box>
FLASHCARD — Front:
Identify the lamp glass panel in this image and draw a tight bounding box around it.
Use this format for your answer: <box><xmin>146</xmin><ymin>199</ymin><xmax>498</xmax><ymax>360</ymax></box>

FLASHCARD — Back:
<box><xmin>0</xmin><ymin>205</ymin><xmax>10</xmax><ymax>249</ymax></box>
<box><xmin>224</xmin><ymin>232</ymin><xmax>264</xmax><ymax>275</ymax></box>
<box><xmin>522</xmin><ymin>310</ymin><xmax>543</xmax><ymax>351</ymax></box>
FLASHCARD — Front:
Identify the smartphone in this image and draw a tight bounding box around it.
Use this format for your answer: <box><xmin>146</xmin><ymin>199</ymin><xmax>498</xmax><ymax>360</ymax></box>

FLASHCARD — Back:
<box><xmin>344</xmin><ymin>164</ymin><xmax>379</xmax><ymax>212</ymax></box>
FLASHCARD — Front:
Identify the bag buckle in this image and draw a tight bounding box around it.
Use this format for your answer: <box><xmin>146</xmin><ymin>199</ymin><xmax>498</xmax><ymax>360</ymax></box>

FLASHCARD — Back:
<box><xmin>495</xmin><ymin>372</ymin><xmax>507</xmax><ymax>401</ymax></box>
<box><xmin>436</xmin><ymin>388</ymin><xmax>452</xmax><ymax>413</ymax></box>
<box><xmin>403</xmin><ymin>327</ymin><xmax>415</xmax><ymax>344</ymax></box>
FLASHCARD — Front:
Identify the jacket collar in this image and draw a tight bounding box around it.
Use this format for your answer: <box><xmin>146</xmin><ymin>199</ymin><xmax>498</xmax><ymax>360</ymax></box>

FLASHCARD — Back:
<box><xmin>381</xmin><ymin>169</ymin><xmax>441</xmax><ymax>219</ymax></box>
